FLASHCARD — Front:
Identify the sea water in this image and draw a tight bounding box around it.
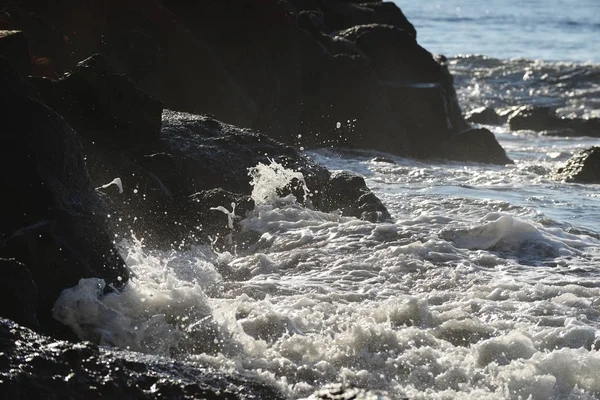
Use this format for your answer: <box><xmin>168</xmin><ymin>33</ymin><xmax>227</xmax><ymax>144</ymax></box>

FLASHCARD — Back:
<box><xmin>53</xmin><ymin>2</ymin><xmax>600</xmax><ymax>399</ymax></box>
<box><xmin>395</xmin><ymin>0</ymin><xmax>600</xmax><ymax>64</ymax></box>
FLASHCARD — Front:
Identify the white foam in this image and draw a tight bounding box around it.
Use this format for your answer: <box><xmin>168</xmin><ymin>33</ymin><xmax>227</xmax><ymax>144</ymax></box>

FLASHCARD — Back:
<box><xmin>248</xmin><ymin>160</ymin><xmax>311</xmax><ymax>206</ymax></box>
<box><xmin>52</xmin><ymin>135</ymin><xmax>600</xmax><ymax>399</ymax></box>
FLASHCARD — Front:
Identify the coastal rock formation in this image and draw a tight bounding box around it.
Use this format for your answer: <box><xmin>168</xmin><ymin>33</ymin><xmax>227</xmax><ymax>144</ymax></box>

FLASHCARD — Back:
<box><xmin>28</xmin><ymin>55</ymin><xmax>390</xmax><ymax>249</ymax></box>
<box><xmin>508</xmin><ymin>105</ymin><xmax>600</xmax><ymax>137</ymax></box>
<box><xmin>552</xmin><ymin>147</ymin><xmax>600</xmax><ymax>183</ymax></box>
<box><xmin>4</xmin><ymin>0</ymin><xmax>506</xmax><ymax>164</ymax></box>
<box><xmin>0</xmin><ymin>57</ymin><xmax>129</xmax><ymax>338</ymax></box>
<box><xmin>30</xmin><ymin>54</ymin><xmax>164</xmax><ymax>144</ymax></box>
<box><xmin>0</xmin><ymin>318</ymin><xmax>285</xmax><ymax>400</ymax></box>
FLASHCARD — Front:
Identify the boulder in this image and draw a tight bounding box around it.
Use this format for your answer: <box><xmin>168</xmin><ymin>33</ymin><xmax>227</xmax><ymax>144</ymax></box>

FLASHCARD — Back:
<box><xmin>321</xmin><ymin>172</ymin><xmax>391</xmax><ymax>222</ymax></box>
<box><xmin>0</xmin><ymin>30</ymin><xmax>29</xmax><ymax>75</ymax></box>
<box><xmin>508</xmin><ymin>105</ymin><xmax>600</xmax><ymax>137</ymax></box>
<box><xmin>0</xmin><ymin>57</ymin><xmax>129</xmax><ymax>338</ymax></box>
<box><xmin>553</xmin><ymin>147</ymin><xmax>600</xmax><ymax>183</ymax></box>
<box><xmin>336</xmin><ymin>24</ymin><xmax>437</xmax><ymax>82</ymax></box>
<box><xmin>301</xmin><ymin>53</ymin><xmax>410</xmax><ymax>153</ymax></box>
<box><xmin>332</xmin><ymin>24</ymin><xmax>469</xmax><ymax>155</ymax></box>
<box><xmin>162</xmin><ymin>0</ymin><xmax>304</xmax><ymax>140</ymax></box>
<box><xmin>383</xmin><ymin>82</ymin><xmax>452</xmax><ymax>157</ymax></box>
<box><xmin>30</xmin><ymin>54</ymin><xmax>164</xmax><ymax>145</ymax></box>
<box><xmin>159</xmin><ymin>111</ymin><xmax>391</xmax><ymax>220</ymax></box>
<box><xmin>436</xmin><ymin>128</ymin><xmax>513</xmax><ymax>165</ymax></box>
<box><xmin>466</xmin><ymin>106</ymin><xmax>505</xmax><ymax>125</ymax></box>
<box><xmin>6</xmin><ymin>0</ymin><xmax>258</xmax><ymax>128</ymax></box>
<box><xmin>0</xmin><ymin>318</ymin><xmax>285</xmax><ymax>399</ymax></box>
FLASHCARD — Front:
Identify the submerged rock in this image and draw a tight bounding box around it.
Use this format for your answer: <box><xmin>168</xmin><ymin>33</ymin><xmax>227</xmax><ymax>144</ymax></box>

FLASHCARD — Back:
<box><xmin>508</xmin><ymin>105</ymin><xmax>600</xmax><ymax>137</ymax></box>
<box><xmin>552</xmin><ymin>147</ymin><xmax>600</xmax><ymax>183</ymax></box>
<box><xmin>0</xmin><ymin>318</ymin><xmax>285</xmax><ymax>400</ymax></box>
<box><xmin>0</xmin><ymin>57</ymin><xmax>129</xmax><ymax>338</ymax></box>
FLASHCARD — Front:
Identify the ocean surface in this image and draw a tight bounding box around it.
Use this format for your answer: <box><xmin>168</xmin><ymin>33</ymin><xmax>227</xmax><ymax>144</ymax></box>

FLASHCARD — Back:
<box><xmin>395</xmin><ymin>0</ymin><xmax>600</xmax><ymax>64</ymax></box>
<box><xmin>52</xmin><ymin>2</ymin><xmax>600</xmax><ymax>399</ymax></box>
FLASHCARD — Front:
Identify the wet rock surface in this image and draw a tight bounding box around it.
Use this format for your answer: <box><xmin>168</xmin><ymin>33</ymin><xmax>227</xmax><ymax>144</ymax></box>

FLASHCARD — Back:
<box><xmin>552</xmin><ymin>147</ymin><xmax>600</xmax><ymax>183</ymax></box>
<box><xmin>436</xmin><ymin>128</ymin><xmax>513</xmax><ymax>165</ymax></box>
<box><xmin>0</xmin><ymin>318</ymin><xmax>285</xmax><ymax>400</ymax></box>
<box><xmin>0</xmin><ymin>2</ymin><xmax>518</xmax><ymax>398</ymax></box>
<box><xmin>508</xmin><ymin>105</ymin><xmax>600</xmax><ymax>137</ymax></box>
<box><xmin>4</xmin><ymin>0</ymin><xmax>506</xmax><ymax>163</ymax></box>
<box><xmin>0</xmin><ymin>58</ymin><xmax>129</xmax><ymax>338</ymax></box>
<box><xmin>466</xmin><ymin>107</ymin><xmax>505</xmax><ymax>125</ymax></box>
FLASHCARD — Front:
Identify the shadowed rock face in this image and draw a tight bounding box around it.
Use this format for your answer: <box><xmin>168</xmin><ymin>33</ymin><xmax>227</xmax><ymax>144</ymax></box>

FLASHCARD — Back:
<box><xmin>553</xmin><ymin>147</ymin><xmax>600</xmax><ymax>183</ymax></box>
<box><xmin>0</xmin><ymin>318</ymin><xmax>286</xmax><ymax>400</ymax></box>
<box><xmin>436</xmin><ymin>128</ymin><xmax>513</xmax><ymax>165</ymax></box>
<box><xmin>0</xmin><ymin>56</ymin><xmax>129</xmax><ymax>338</ymax></box>
<box><xmin>5</xmin><ymin>0</ymin><xmax>506</xmax><ymax>164</ymax></box>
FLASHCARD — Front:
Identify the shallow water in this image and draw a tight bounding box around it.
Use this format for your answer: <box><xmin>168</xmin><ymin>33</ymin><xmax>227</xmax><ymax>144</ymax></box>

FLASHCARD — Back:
<box><xmin>52</xmin><ymin>4</ymin><xmax>600</xmax><ymax>399</ymax></box>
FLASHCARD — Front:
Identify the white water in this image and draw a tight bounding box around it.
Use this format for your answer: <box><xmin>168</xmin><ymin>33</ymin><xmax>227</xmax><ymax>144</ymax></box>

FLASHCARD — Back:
<box><xmin>54</xmin><ymin>126</ymin><xmax>600</xmax><ymax>398</ymax></box>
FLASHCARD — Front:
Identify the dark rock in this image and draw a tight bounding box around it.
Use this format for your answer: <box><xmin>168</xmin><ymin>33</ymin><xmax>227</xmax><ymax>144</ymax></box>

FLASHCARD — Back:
<box><xmin>508</xmin><ymin>105</ymin><xmax>558</xmax><ymax>132</ymax></box>
<box><xmin>162</xmin><ymin>0</ymin><xmax>300</xmax><ymax>137</ymax></box>
<box><xmin>30</xmin><ymin>54</ymin><xmax>164</xmax><ymax>145</ymax></box>
<box><xmin>5</xmin><ymin>0</ymin><xmax>497</xmax><ymax>164</ymax></box>
<box><xmin>0</xmin><ymin>30</ymin><xmax>29</xmax><ymax>75</ymax></box>
<box><xmin>301</xmin><ymin>53</ymin><xmax>410</xmax><ymax>153</ymax></box>
<box><xmin>553</xmin><ymin>147</ymin><xmax>600</xmax><ymax>183</ymax></box>
<box><xmin>320</xmin><ymin>0</ymin><xmax>416</xmax><ymax>36</ymax></box>
<box><xmin>7</xmin><ymin>1</ymin><xmax>258</xmax><ymax>128</ymax></box>
<box><xmin>0</xmin><ymin>259</ymin><xmax>39</xmax><ymax>330</ymax></box>
<box><xmin>0</xmin><ymin>318</ymin><xmax>285</xmax><ymax>400</ymax></box>
<box><xmin>180</xmin><ymin>189</ymin><xmax>256</xmax><ymax>247</ymax></box>
<box><xmin>321</xmin><ymin>172</ymin><xmax>391</xmax><ymax>222</ymax></box>
<box><xmin>0</xmin><ymin>4</ymin><xmax>67</xmax><ymax>75</ymax></box>
<box><xmin>159</xmin><ymin>111</ymin><xmax>331</xmax><ymax>196</ymax></box>
<box><xmin>336</xmin><ymin>24</ymin><xmax>436</xmax><ymax>82</ymax></box>
<box><xmin>0</xmin><ymin>58</ymin><xmax>129</xmax><ymax>338</ymax></box>
<box><xmin>436</xmin><ymin>128</ymin><xmax>513</xmax><ymax>165</ymax></box>
<box><xmin>297</xmin><ymin>10</ymin><xmax>330</xmax><ymax>35</ymax></box>
<box><xmin>508</xmin><ymin>105</ymin><xmax>600</xmax><ymax>137</ymax></box>
<box><xmin>70</xmin><ymin>107</ymin><xmax>391</xmax><ymax>249</ymax></box>
<box><xmin>383</xmin><ymin>82</ymin><xmax>452</xmax><ymax>157</ymax></box>
<box><xmin>466</xmin><ymin>106</ymin><xmax>505</xmax><ymax>125</ymax></box>
<box><xmin>331</xmin><ymin>25</ymin><xmax>469</xmax><ymax>155</ymax></box>
<box><xmin>289</xmin><ymin>0</ymin><xmax>321</xmax><ymax>12</ymax></box>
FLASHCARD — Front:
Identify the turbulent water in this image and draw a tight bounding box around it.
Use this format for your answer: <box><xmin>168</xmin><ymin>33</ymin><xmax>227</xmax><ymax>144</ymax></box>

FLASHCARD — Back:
<box><xmin>52</xmin><ymin>4</ymin><xmax>600</xmax><ymax>400</ymax></box>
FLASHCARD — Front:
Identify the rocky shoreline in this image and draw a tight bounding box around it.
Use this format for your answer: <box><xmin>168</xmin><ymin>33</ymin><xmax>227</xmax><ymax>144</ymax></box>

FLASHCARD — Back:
<box><xmin>1</xmin><ymin>0</ymin><xmax>595</xmax><ymax>398</ymax></box>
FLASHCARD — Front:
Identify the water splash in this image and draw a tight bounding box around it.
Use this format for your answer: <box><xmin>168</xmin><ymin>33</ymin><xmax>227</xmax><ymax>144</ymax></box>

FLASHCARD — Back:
<box><xmin>248</xmin><ymin>159</ymin><xmax>311</xmax><ymax>206</ymax></box>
